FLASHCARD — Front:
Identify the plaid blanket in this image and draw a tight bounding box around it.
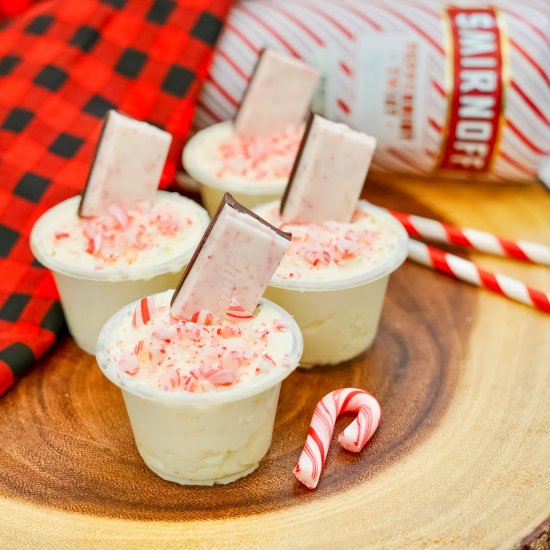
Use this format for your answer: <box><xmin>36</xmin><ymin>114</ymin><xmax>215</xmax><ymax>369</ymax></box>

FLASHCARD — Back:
<box><xmin>0</xmin><ymin>0</ymin><xmax>232</xmax><ymax>394</ymax></box>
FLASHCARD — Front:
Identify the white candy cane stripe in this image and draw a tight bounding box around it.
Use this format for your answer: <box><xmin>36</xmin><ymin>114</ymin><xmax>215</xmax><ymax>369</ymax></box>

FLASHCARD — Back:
<box><xmin>216</xmin><ymin>48</ymin><xmax>251</xmax><ymax>81</ymax></box>
<box><xmin>224</xmin><ymin>20</ymin><xmax>261</xmax><ymax>55</ymax></box>
<box><xmin>260</xmin><ymin>2</ymin><xmax>321</xmax><ymax>55</ymax></box>
<box><xmin>342</xmin><ymin>2</ymin><xmax>383</xmax><ymax>31</ymax></box>
<box><xmin>509</xmin><ymin>67</ymin><xmax>550</xmax><ymax>124</ymax></box>
<box><xmin>405</xmin><ymin>1</ymin><xmax>441</xmax><ymax>19</ymax></box>
<box><xmin>380</xmin><ymin>5</ymin><xmax>444</xmax><ymax>55</ymax></box>
<box><xmin>386</xmin><ymin>208</ymin><xmax>550</xmax><ymax>265</ymax></box>
<box><xmin>263</xmin><ymin>7</ymin><xmax>322</xmax><ymax>53</ymax></box>
<box><xmin>194</xmin><ymin>99</ymin><xmax>222</xmax><ymax>127</ymax></box>
<box><xmin>408</xmin><ymin>240</ymin><xmax>550</xmax><ymax>314</ymax></box>
<box><xmin>275</xmin><ymin>4</ymin><xmax>326</xmax><ymax>46</ymax></box>
<box><xmin>507</xmin><ymin>17</ymin><xmax>550</xmax><ymax>70</ymax></box>
<box><xmin>373</xmin><ymin>150</ymin><xmax>422</xmax><ymax>174</ymax></box>
<box><xmin>510</xmin><ymin>37</ymin><xmax>550</xmax><ymax>90</ymax></box>
<box><xmin>132</xmin><ymin>297</ymin><xmax>157</xmax><ymax>328</ymax></box>
<box><xmin>499</xmin><ymin>5</ymin><xmax>550</xmax><ymax>49</ymax></box>
<box><xmin>539</xmin><ymin>158</ymin><xmax>550</xmax><ymax>190</ymax></box>
<box><xmin>506</xmin><ymin>118</ymin><xmax>550</xmax><ymax>157</ymax></box>
<box><xmin>505</xmin><ymin>84</ymin><xmax>550</xmax><ymax>141</ymax></box>
<box><xmin>238</xmin><ymin>3</ymin><xmax>301</xmax><ymax>57</ymax></box>
<box><xmin>498</xmin><ymin>150</ymin><xmax>534</xmax><ymax>178</ymax></box>
<box><xmin>386</xmin><ymin>147</ymin><xmax>433</xmax><ymax>174</ymax></box>
<box><xmin>510</xmin><ymin>80</ymin><xmax>550</xmax><ymax>128</ymax></box>
<box><xmin>294</xmin><ymin>388</ymin><xmax>381</xmax><ymax>490</ymax></box>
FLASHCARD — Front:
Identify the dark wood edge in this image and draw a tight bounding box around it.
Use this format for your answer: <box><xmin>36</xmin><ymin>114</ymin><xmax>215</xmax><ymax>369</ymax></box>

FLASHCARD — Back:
<box><xmin>279</xmin><ymin>111</ymin><xmax>317</xmax><ymax>216</ymax></box>
<box><xmin>170</xmin><ymin>193</ymin><xmax>291</xmax><ymax>308</ymax></box>
<box><xmin>518</xmin><ymin>515</ymin><xmax>550</xmax><ymax>549</ymax></box>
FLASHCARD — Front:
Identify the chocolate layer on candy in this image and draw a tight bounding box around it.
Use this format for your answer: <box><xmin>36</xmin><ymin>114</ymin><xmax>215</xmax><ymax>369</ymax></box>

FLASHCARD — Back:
<box><xmin>171</xmin><ymin>193</ymin><xmax>291</xmax><ymax>320</ymax></box>
<box><xmin>280</xmin><ymin>114</ymin><xmax>377</xmax><ymax>224</ymax></box>
<box><xmin>79</xmin><ymin>110</ymin><xmax>172</xmax><ymax>217</ymax></box>
<box><xmin>234</xmin><ymin>49</ymin><xmax>319</xmax><ymax>137</ymax></box>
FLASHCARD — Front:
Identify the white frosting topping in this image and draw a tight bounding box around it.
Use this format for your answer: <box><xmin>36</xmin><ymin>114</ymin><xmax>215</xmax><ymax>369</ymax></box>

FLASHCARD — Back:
<box><xmin>32</xmin><ymin>192</ymin><xmax>209</xmax><ymax>275</ymax></box>
<box><xmin>255</xmin><ymin>200</ymin><xmax>404</xmax><ymax>283</ymax></box>
<box><xmin>184</xmin><ymin>121</ymin><xmax>302</xmax><ymax>189</ymax></box>
<box><xmin>104</xmin><ymin>291</ymin><xmax>295</xmax><ymax>393</ymax></box>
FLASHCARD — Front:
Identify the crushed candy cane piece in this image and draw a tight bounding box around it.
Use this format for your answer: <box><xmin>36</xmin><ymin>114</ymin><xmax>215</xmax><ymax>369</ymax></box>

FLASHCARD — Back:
<box><xmin>132</xmin><ymin>297</ymin><xmax>157</xmax><ymax>328</ymax></box>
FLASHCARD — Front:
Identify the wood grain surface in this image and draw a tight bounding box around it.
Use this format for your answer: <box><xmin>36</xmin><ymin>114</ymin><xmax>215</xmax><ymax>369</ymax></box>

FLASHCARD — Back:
<box><xmin>0</xmin><ymin>177</ymin><xmax>549</xmax><ymax>549</ymax></box>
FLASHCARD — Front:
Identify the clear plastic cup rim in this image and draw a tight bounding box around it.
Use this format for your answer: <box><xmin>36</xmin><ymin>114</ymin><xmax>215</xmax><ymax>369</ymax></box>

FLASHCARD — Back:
<box><xmin>183</xmin><ymin>121</ymin><xmax>289</xmax><ymax>196</ymax></box>
<box><xmin>258</xmin><ymin>200</ymin><xmax>409</xmax><ymax>292</ymax></box>
<box><xmin>96</xmin><ymin>293</ymin><xmax>304</xmax><ymax>406</ymax></box>
<box><xmin>30</xmin><ymin>192</ymin><xmax>210</xmax><ymax>283</ymax></box>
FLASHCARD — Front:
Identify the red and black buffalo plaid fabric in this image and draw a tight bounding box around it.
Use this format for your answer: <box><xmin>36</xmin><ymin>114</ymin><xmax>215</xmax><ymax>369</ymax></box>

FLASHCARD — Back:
<box><xmin>0</xmin><ymin>0</ymin><xmax>233</xmax><ymax>395</ymax></box>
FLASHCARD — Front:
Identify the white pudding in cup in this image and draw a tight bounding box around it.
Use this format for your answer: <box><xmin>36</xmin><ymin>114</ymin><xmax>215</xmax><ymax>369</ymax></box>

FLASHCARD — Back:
<box><xmin>30</xmin><ymin>192</ymin><xmax>209</xmax><ymax>354</ymax></box>
<box><xmin>255</xmin><ymin>200</ymin><xmax>408</xmax><ymax>367</ymax></box>
<box><xmin>183</xmin><ymin>121</ymin><xmax>303</xmax><ymax>215</ymax></box>
<box><xmin>96</xmin><ymin>290</ymin><xmax>303</xmax><ymax>485</ymax></box>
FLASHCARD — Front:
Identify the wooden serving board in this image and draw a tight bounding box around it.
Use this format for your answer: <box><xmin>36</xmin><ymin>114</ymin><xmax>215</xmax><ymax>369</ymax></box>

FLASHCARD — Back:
<box><xmin>0</xmin><ymin>177</ymin><xmax>549</xmax><ymax>549</ymax></box>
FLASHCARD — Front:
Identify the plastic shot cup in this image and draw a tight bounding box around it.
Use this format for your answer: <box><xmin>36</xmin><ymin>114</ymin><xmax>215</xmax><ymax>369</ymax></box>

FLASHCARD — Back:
<box><xmin>183</xmin><ymin>121</ymin><xmax>291</xmax><ymax>216</ymax></box>
<box><xmin>30</xmin><ymin>193</ymin><xmax>209</xmax><ymax>355</ymax></box>
<box><xmin>258</xmin><ymin>202</ymin><xmax>408</xmax><ymax>367</ymax></box>
<box><xmin>96</xmin><ymin>294</ymin><xmax>303</xmax><ymax>486</ymax></box>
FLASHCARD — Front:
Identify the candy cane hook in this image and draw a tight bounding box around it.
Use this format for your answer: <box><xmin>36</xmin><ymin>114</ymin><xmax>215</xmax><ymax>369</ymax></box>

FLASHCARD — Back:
<box><xmin>294</xmin><ymin>388</ymin><xmax>382</xmax><ymax>489</ymax></box>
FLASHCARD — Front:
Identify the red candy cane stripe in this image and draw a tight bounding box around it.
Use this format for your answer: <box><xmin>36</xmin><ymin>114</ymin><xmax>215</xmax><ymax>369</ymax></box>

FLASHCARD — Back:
<box><xmin>134</xmin><ymin>340</ymin><xmax>144</xmax><ymax>356</ymax></box>
<box><xmin>294</xmin><ymin>388</ymin><xmax>381</xmax><ymax>490</ymax></box>
<box><xmin>226</xmin><ymin>299</ymin><xmax>254</xmax><ymax>319</ymax></box>
<box><xmin>386</xmin><ymin>209</ymin><xmax>550</xmax><ymax>265</ymax></box>
<box><xmin>408</xmin><ymin>240</ymin><xmax>550</xmax><ymax>314</ymax></box>
<box><xmin>190</xmin><ymin>310</ymin><xmax>215</xmax><ymax>325</ymax></box>
<box><xmin>132</xmin><ymin>297</ymin><xmax>157</xmax><ymax>328</ymax></box>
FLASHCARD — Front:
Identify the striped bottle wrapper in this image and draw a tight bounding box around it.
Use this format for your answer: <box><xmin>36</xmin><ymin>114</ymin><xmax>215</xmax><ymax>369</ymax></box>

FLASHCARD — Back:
<box><xmin>196</xmin><ymin>0</ymin><xmax>550</xmax><ymax>183</ymax></box>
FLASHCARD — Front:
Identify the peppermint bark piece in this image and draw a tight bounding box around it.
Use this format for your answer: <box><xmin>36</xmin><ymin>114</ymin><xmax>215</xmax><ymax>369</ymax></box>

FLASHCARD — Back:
<box><xmin>171</xmin><ymin>193</ymin><xmax>291</xmax><ymax>320</ymax></box>
<box><xmin>79</xmin><ymin>110</ymin><xmax>171</xmax><ymax>217</ymax></box>
<box><xmin>235</xmin><ymin>50</ymin><xmax>319</xmax><ymax>137</ymax></box>
<box><xmin>281</xmin><ymin>114</ymin><xmax>377</xmax><ymax>223</ymax></box>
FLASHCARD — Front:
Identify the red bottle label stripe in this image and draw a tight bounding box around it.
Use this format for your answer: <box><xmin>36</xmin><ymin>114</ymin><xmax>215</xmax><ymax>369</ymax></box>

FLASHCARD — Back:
<box><xmin>438</xmin><ymin>8</ymin><xmax>507</xmax><ymax>173</ymax></box>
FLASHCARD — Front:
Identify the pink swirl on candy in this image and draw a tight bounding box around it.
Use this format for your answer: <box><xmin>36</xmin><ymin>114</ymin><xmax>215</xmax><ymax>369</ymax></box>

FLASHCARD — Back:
<box><xmin>294</xmin><ymin>388</ymin><xmax>381</xmax><ymax>490</ymax></box>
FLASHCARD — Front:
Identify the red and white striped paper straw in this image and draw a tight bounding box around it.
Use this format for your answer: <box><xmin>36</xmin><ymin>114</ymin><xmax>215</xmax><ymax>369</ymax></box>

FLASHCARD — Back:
<box><xmin>384</xmin><ymin>208</ymin><xmax>550</xmax><ymax>266</ymax></box>
<box><xmin>408</xmin><ymin>239</ymin><xmax>550</xmax><ymax>314</ymax></box>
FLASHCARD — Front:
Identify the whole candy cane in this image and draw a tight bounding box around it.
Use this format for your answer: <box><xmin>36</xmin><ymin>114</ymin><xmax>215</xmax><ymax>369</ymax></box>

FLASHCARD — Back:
<box><xmin>385</xmin><ymin>208</ymin><xmax>550</xmax><ymax>266</ymax></box>
<box><xmin>294</xmin><ymin>388</ymin><xmax>381</xmax><ymax>490</ymax></box>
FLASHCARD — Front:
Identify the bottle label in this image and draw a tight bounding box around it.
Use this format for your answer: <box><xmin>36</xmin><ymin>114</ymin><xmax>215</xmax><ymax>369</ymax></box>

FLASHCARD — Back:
<box><xmin>438</xmin><ymin>7</ymin><xmax>508</xmax><ymax>172</ymax></box>
<box><xmin>355</xmin><ymin>35</ymin><xmax>428</xmax><ymax>149</ymax></box>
